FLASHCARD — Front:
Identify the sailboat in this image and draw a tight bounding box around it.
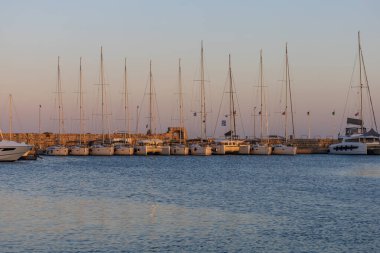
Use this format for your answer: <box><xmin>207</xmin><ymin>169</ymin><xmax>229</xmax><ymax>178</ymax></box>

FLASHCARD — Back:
<box><xmin>114</xmin><ymin>58</ymin><xmax>134</xmax><ymax>155</ymax></box>
<box><xmin>89</xmin><ymin>47</ymin><xmax>114</xmax><ymax>156</ymax></box>
<box><xmin>190</xmin><ymin>41</ymin><xmax>212</xmax><ymax>156</ymax></box>
<box><xmin>0</xmin><ymin>95</ymin><xmax>32</xmax><ymax>161</ymax></box>
<box><xmin>171</xmin><ymin>58</ymin><xmax>189</xmax><ymax>155</ymax></box>
<box><xmin>134</xmin><ymin>60</ymin><xmax>165</xmax><ymax>155</ymax></box>
<box><xmin>251</xmin><ymin>50</ymin><xmax>272</xmax><ymax>155</ymax></box>
<box><xmin>46</xmin><ymin>56</ymin><xmax>69</xmax><ymax>156</ymax></box>
<box><xmin>213</xmin><ymin>54</ymin><xmax>244</xmax><ymax>155</ymax></box>
<box><xmin>329</xmin><ymin>32</ymin><xmax>380</xmax><ymax>155</ymax></box>
<box><xmin>272</xmin><ymin>43</ymin><xmax>297</xmax><ymax>155</ymax></box>
<box><xmin>70</xmin><ymin>57</ymin><xmax>89</xmax><ymax>156</ymax></box>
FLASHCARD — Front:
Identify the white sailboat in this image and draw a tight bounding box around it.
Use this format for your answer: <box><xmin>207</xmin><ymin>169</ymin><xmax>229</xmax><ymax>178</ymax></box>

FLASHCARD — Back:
<box><xmin>272</xmin><ymin>44</ymin><xmax>297</xmax><ymax>155</ymax></box>
<box><xmin>134</xmin><ymin>60</ymin><xmax>165</xmax><ymax>155</ymax></box>
<box><xmin>213</xmin><ymin>54</ymin><xmax>244</xmax><ymax>155</ymax></box>
<box><xmin>171</xmin><ymin>59</ymin><xmax>189</xmax><ymax>155</ymax></box>
<box><xmin>251</xmin><ymin>50</ymin><xmax>272</xmax><ymax>155</ymax></box>
<box><xmin>46</xmin><ymin>56</ymin><xmax>69</xmax><ymax>156</ymax></box>
<box><xmin>114</xmin><ymin>58</ymin><xmax>134</xmax><ymax>155</ymax></box>
<box><xmin>190</xmin><ymin>41</ymin><xmax>212</xmax><ymax>156</ymax></box>
<box><xmin>90</xmin><ymin>47</ymin><xmax>114</xmax><ymax>156</ymax></box>
<box><xmin>70</xmin><ymin>57</ymin><xmax>89</xmax><ymax>156</ymax></box>
<box><xmin>329</xmin><ymin>32</ymin><xmax>380</xmax><ymax>155</ymax></box>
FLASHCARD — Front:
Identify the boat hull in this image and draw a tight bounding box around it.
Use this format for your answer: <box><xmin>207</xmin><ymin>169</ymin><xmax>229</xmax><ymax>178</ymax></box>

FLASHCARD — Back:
<box><xmin>238</xmin><ymin>145</ymin><xmax>251</xmax><ymax>155</ymax></box>
<box><xmin>190</xmin><ymin>145</ymin><xmax>212</xmax><ymax>156</ymax></box>
<box><xmin>0</xmin><ymin>142</ymin><xmax>33</xmax><ymax>161</ymax></box>
<box><xmin>69</xmin><ymin>146</ymin><xmax>90</xmax><ymax>156</ymax></box>
<box><xmin>251</xmin><ymin>145</ymin><xmax>272</xmax><ymax>155</ymax></box>
<box><xmin>272</xmin><ymin>145</ymin><xmax>297</xmax><ymax>155</ymax></box>
<box><xmin>46</xmin><ymin>146</ymin><xmax>69</xmax><ymax>156</ymax></box>
<box><xmin>90</xmin><ymin>145</ymin><xmax>114</xmax><ymax>156</ymax></box>
<box><xmin>159</xmin><ymin>146</ymin><xmax>171</xmax><ymax>155</ymax></box>
<box><xmin>134</xmin><ymin>145</ymin><xmax>161</xmax><ymax>155</ymax></box>
<box><xmin>114</xmin><ymin>145</ymin><xmax>134</xmax><ymax>155</ymax></box>
<box><xmin>212</xmin><ymin>144</ymin><xmax>240</xmax><ymax>155</ymax></box>
<box><xmin>171</xmin><ymin>145</ymin><xmax>189</xmax><ymax>155</ymax></box>
<box><xmin>329</xmin><ymin>142</ymin><xmax>367</xmax><ymax>155</ymax></box>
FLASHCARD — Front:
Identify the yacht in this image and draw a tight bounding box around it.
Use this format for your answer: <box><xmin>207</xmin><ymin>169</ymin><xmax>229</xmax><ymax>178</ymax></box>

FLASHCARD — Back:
<box><xmin>272</xmin><ymin>143</ymin><xmax>297</xmax><ymax>155</ymax></box>
<box><xmin>46</xmin><ymin>56</ymin><xmax>69</xmax><ymax>156</ymax></box>
<box><xmin>329</xmin><ymin>127</ymin><xmax>380</xmax><ymax>155</ymax></box>
<box><xmin>272</xmin><ymin>44</ymin><xmax>297</xmax><ymax>155</ymax></box>
<box><xmin>114</xmin><ymin>59</ymin><xmax>134</xmax><ymax>156</ymax></box>
<box><xmin>190</xmin><ymin>41</ymin><xmax>212</xmax><ymax>156</ymax></box>
<box><xmin>329</xmin><ymin>32</ymin><xmax>380</xmax><ymax>155</ymax></box>
<box><xmin>69</xmin><ymin>57</ymin><xmax>89</xmax><ymax>156</ymax></box>
<box><xmin>89</xmin><ymin>47</ymin><xmax>114</xmax><ymax>156</ymax></box>
<box><xmin>0</xmin><ymin>140</ymin><xmax>32</xmax><ymax>161</ymax></box>
<box><xmin>171</xmin><ymin>59</ymin><xmax>189</xmax><ymax>156</ymax></box>
<box><xmin>251</xmin><ymin>143</ymin><xmax>272</xmax><ymax>155</ymax></box>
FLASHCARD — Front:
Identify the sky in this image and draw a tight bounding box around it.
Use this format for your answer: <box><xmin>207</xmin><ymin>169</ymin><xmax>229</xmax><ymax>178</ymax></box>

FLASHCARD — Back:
<box><xmin>0</xmin><ymin>0</ymin><xmax>379</xmax><ymax>138</ymax></box>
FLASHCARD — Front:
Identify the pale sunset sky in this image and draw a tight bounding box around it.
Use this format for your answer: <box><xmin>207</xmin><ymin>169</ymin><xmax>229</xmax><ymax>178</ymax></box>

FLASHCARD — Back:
<box><xmin>0</xmin><ymin>0</ymin><xmax>379</xmax><ymax>138</ymax></box>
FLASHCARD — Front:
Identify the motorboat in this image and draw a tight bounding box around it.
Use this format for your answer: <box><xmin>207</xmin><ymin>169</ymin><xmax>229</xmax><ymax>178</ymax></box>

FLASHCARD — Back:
<box><xmin>0</xmin><ymin>140</ymin><xmax>32</xmax><ymax>161</ymax></box>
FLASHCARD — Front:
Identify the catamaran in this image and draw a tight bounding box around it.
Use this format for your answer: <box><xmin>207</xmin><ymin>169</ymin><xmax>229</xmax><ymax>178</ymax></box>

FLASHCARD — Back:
<box><xmin>46</xmin><ymin>57</ymin><xmax>69</xmax><ymax>156</ymax></box>
<box><xmin>272</xmin><ymin>44</ymin><xmax>297</xmax><ymax>155</ymax></box>
<box><xmin>329</xmin><ymin>32</ymin><xmax>380</xmax><ymax>155</ymax></box>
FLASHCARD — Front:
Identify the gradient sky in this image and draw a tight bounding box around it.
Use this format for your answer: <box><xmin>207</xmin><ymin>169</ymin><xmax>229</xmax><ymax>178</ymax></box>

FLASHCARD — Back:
<box><xmin>0</xmin><ymin>0</ymin><xmax>379</xmax><ymax>138</ymax></box>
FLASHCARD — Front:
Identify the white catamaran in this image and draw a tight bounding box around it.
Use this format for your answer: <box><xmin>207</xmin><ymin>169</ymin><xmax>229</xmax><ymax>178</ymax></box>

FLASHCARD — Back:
<box><xmin>329</xmin><ymin>32</ymin><xmax>380</xmax><ymax>155</ymax></box>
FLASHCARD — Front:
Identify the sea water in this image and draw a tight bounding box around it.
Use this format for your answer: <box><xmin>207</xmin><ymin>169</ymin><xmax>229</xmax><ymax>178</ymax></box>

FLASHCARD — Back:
<box><xmin>0</xmin><ymin>155</ymin><xmax>379</xmax><ymax>252</ymax></box>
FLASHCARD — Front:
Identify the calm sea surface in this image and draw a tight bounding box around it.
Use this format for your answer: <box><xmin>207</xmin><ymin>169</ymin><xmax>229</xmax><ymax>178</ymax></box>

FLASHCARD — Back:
<box><xmin>0</xmin><ymin>155</ymin><xmax>379</xmax><ymax>252</ymax></box>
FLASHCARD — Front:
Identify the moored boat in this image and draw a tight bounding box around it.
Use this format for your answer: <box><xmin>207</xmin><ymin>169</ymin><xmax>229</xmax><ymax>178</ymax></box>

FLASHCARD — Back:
<box><xmin>0</xmin><ymin>140</ymin><xmax>32</xmax><ymax>161</ymax></box>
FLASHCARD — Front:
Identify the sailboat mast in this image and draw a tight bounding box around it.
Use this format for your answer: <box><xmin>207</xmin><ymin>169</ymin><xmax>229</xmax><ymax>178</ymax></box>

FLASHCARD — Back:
<box><xmin>200</xmin><ymin>41</ymin><xmax>206</xmax><ymax>141</ymax></box>
<box><xmin>228</xmin><ymin>54</ymin><xmax>236</xmax><ymax>140</ymax></box>
<box><xmin>9</xmin><ymin>94</ymin><xmax>12</xmax><ymax>141</ymax></box>
<box><xmin>100</xmin><ymin>47</ymin><xmax>105</xmax><ymax>144</ymax></box>
<box><xmin>124</xmin><ymin>58</ymin><xmax>129</xmax><ymax>142</ymax></box>
<box><xmin>149</xmin><ymin>60</ymin><xmax>153</xmax><ymax>135</ymax></box>
<box><xmin>57</xmin><ymin>56</ymin><xmax>64</xmax><ymax>145</ymax></box>
<box><xmin>79</xmin><ymin>57</ymin><xmax>83</xmax><ymax>145</ymax></box>
<box><xmin>288</xmin><ymin>45</ymin><xmax>295</xmax><ymax>139</ymax></box>
<box><xmin>178</xmin><ymin>58</ymin><xmax>184</xmax><ymax>144</ymax></box>
<box><xmin>260</xmin><ymin>50</ymin><xmax>263</xmax><ymax>139</ymax></box>
<box><xmin>358</xmin><ymin>31</ymin><xmax>364</xmax><ymax>132</ymax></box>
<box><xmin>284</xmin><ymin>45</ymin><xmax>288</xmax><ymax>141</ymax></box>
